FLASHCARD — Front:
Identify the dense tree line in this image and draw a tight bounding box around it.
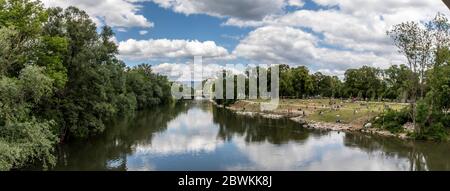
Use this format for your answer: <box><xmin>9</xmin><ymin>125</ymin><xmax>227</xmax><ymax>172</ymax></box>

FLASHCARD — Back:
<box><xmin>212</xmin><ymin>63</ymin><xmax>420</xmax><ymax>102</ymax></box>
<box><xmin>278</xmin><ymin>64</ymin><xmax>418</xmax><ymax>102</ymax></box>
<box><xmin>0</xmin><ymin>0</ymin><xmax>172</xmax><ymax>170</ymax></box>
<box><xmin>382</xmin><ymin>13</ymin><xmax>450</xmax><ymax>140</ymax></box>
<box><xmin>211</xmin><ymin>14</ymin><xmax>449</xmax><ymax>140</ymax></box>
<box><xmin>215</xmin><ymin>58</ymin><xmax>448</xmax><ymax>140</ymax></box>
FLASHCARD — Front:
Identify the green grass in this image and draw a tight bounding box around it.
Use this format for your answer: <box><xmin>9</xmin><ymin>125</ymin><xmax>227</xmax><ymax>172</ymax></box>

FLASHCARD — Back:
<box><xmin>234</xmin><ymin>99</ymin><xmax>408</xmax><ymax>125</ymax></box>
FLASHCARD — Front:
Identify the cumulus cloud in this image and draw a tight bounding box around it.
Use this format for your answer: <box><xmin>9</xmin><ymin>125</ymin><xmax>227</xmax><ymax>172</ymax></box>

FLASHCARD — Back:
<box><xmin>133</xmin><ymin>108</ymin><xmax>224</xmax><ymax>155</ymax></box>
<box><xmin>118</xmin><ymin>39</ymin><xmax>229</xmax><ymax>60</ymax></box>
<box><xmin>41</xmin><ymin>0</ymin><xmax>154</xmax><ymax>28</ymax></box>
<box><xmin>228</xmin><ymin>131</ymin><xmax>411</xmax><ymax>170</ymax></box>
<box><xmin>152</xmin><ymin>62</ymin><xmax>244</xmax><ymax>82</ymax></box>
<box><xmin>150</xmin><ymin>0</ymin><xmax>304</xmax><ymax>27</ymax></box>
<box><xmin>233</xmin><ymin>25</ymin><xmax>398</xmax><ymax>76</ymax></box>
<box><xmin>230</xmin><ymin>0</ymin><xmax>449</xmax><ymax>75</ymax></box>
<box><xmin>53</xmin><ymin>0</ymin><xmax>449</xmax><ymax>77</ymax></box>
<box><xmin>273</xmin><ymin>1</ymin><xmax>448</xmax><ymax>53</ymax></box>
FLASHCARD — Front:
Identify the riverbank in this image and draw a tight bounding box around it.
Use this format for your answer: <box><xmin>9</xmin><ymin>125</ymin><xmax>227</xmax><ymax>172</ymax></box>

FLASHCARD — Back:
<box><xmin>225</xmin><ymin>99</ymin><xmax>412</xmax><ymax>139</ymax></box>
<box><xmin>50</xmin><ymin>101</ymin><xmax>450</xmax><ymax>171</ymax></box>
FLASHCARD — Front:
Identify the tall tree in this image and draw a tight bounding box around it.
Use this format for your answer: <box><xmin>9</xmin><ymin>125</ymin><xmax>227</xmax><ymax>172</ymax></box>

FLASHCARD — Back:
<box><xmin>291</xmin><ymin>66</ymin><xmax>313</xmax><ymax>98</ymax></box>
<box><xmin>0</xmin><ymin>0</ymin><xmax>47</xmax><ymax>76</ymax></box>
<box><xmin>344</xmin><ymin>66</ymin><xmax>382</xmax><ymax>100</ymax></box>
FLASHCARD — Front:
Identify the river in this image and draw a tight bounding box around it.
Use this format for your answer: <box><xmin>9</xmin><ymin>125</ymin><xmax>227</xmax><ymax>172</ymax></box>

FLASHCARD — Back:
<box><xmin>54</xmin><ymin>101</ymin><xmax>450</xmax><ymax>171</ymax></box>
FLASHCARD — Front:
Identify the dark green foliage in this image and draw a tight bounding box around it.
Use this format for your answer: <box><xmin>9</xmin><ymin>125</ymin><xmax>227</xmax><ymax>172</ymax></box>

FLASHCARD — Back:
<box><xmin>373</xmin><ymin>108</ymin><xmax>411</xmax><ymax>133</ymax></box>
<box><xmin>0</xmin><ymin>119</ymin><xmax>57</xmax><ymax>170</ymax></box>
<box><xmin>276</xmin><ymin>64</ymin><xmax>345</xmax><ymax>98</ymax></box>
<box><xmin>126</xmin><ymin>64</ymin><xmax>172</xmax><ymax>109</ymax></box>
<box><xmin>383</xmin><ymin>64</ymin><xmax>416</xmax><ymax>101</ymax></box>
<box><xmin>32</xmin><ymin>6</ymin><xmax>172</xmax><ymax>139</ymax></box>
<box><xmin>212</xmin><ymin>70</ymin><xmax>237</xmax><ymax>106</ymax></box>
<box><xmin>0</xmin><ymin>0</ymin><xmax>172</xmax><ymax>170</ymax></box>
<box><xmin>0</xmin><ymin>0</ymin><xmax>47</xmax><ymax>76</ymax></box>
<box><xmin>344</xmin><ymin>66</ymin><xmax>385</xmax><ymax>100</ymax></box>
<box><xmin>413</xmin><ymin>123</ymin><xmax>448</xmax><ymax>141</ymax></box>
<box><xmin>0</xmin><ymin>66</ymin><xmax>57</xmax><ymax>171</ymax></box>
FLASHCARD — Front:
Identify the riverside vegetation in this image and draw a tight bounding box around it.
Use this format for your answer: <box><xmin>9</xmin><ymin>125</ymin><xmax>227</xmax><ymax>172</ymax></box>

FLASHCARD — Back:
<box><xmin>211</xmin><ymin>13</ymin><xmax>450</xmax><ymax>141</ymax></box>
<box><xmin>0</xmin><ymin>0</ymin><xmax>172</xmax><ymax>170</ymax></box>
<box><xmin>1</xmin><ymin>0</ymin><xmax>450</xmax><ymax>171</ymax></box>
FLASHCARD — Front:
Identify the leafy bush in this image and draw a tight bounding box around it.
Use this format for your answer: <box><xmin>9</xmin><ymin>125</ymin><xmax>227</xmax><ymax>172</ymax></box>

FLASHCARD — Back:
<box><xmin>372</xmin><ymin>108</ymin><xmax>411</xmax><ymax>133</ymax></box>
<box><xmin>0</xmin><ymin>65</ymin><xmax>58</xmax><ymax>170</ymax></box>
<box><xmin>0</xmin><ymin>120</ymin><xmax>57</xmax><ymax>171</ymax></box>
<box><xmin>413</xmin><ymin>123</ymin><xmax>449</xmax><ymax>141</ymax></box>
<box><xmin>442</xmin><ymin>115</ymin><xmax>450</xmax><ymax>128</ymax></box>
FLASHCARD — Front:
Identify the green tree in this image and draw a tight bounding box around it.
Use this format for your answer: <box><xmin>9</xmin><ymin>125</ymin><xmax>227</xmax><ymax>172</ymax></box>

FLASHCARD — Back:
<box><xmin>0</xmin><ymin>0</ymin><xmax>47</xmax><ymax>76</ymax></box>
<box><xmin>279</xmin><ymin>64</ymin><xmax>295</xmax><ymax>97</ymax></box>
<box><xmin>344</xmin><ymin>66</ymin><xmax>382</xmax><ymax>99</ymax></box>
<box><xmin>291</xmin><ymin>66</ymin><xmax>313</xmax><ymax>98</ymax></box>
<box><xmin>383</xmin><ymin>65</ymin><xmax>416</xmax><ymax>101</ymax></box>
<box><xmin>0</xmin><ymin>66</ymin><xmax>57</xmax><ymax>170</ymax></box>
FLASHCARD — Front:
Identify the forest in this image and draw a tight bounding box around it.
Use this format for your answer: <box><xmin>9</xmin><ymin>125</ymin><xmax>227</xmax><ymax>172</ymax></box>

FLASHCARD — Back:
<box><xmin>213</xmin><ymin>13</ymin><xmax>450</xmax><ymax>141</ymax></box>
<box><xmin>0</xmin><ymin>0</ymin><xmax>172</xmax><ymax>170</ymax></box>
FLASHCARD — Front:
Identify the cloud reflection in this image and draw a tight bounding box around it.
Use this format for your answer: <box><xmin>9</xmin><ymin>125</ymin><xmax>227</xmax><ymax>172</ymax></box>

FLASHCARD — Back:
<box><xmin>132</xmin><ymin>108</ymin><xmax>224</xmax><ymax>155</ymax></box>
<box><xmin>228</xmin><ymin>132</ymin><xmax>411</xmax><ymax>171</ymax></box>
<box><xmin>122</xmin><ymin>103</ymin><xmax>435</xmax><ymax>171</ymax></box>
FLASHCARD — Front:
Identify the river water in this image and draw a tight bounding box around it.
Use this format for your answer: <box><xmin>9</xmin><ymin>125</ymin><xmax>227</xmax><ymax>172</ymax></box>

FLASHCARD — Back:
<box><xmin>54</xmin><ymin>101</ymin><xmax>450</xmax><ymax>171</ymax></box>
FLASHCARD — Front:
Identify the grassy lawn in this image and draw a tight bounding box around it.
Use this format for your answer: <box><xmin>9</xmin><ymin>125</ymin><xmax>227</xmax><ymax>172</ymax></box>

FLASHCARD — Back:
<box><xmin>230</xmin><ymin>99</ymin><xmax>408</xmax><ymax>126</ymax></box>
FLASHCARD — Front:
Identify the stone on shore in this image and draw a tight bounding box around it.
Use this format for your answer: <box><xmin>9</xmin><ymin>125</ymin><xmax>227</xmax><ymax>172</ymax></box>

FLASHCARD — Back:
<box><xmin>364</xmin><ymin>123</ymin><xmax>372</xmax><ymax>128</ymax></box>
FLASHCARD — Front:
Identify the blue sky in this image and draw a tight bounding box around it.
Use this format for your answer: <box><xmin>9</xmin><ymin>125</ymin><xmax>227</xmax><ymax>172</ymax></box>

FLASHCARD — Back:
<box><xmin>112</xmin><ymin>1</ymin><xmax>253</xmax><ymax>66</ymax></box>
<box><xmin>112</xmin><ymin>1</ymin><xmax>324</xmax><ymax>44</ymax></box>
<box><xmin>42</xmin><ymin>0</ymin><xmax>449</xmax><ymax>80</ymax></box>
<box><xmin>113</xmin><ymin>1</ymin><xmax>330</xmax><ymax>53</ymax></box>
<box><xmin>114</xmin><ymin>2</ymin><xmax>251</xmax><ymax>50</ymax></box>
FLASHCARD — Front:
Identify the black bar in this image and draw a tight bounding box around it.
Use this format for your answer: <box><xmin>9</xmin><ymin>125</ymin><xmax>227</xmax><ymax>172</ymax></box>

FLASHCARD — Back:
<box><xmin>0</xmin><ymin>171</ymin><xmax>447</xmax><ymax>190</ymax></box>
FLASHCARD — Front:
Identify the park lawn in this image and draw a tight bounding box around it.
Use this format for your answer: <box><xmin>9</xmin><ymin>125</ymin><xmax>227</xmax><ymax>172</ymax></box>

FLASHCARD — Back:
<box><xmin>231</xmin><ymin>99</ymin><xmax>409</xmax><ymax>127</ymax></box>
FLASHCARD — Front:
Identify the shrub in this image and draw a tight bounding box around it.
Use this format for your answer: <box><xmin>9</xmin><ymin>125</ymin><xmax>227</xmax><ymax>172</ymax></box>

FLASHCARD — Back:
<box><xmin>414</xmin><ymin>123</ymin><xmax>449</xmax><ymax>141</ymax></box>
<box><xmin>372</xmin><ymin>108</ymin><xmax>411</xmax><ymax>133</ymax></box>
<box><xmin>0</xmin><ymin>120</ymin><xmax>57</xmax><ymax>170</ymax></box>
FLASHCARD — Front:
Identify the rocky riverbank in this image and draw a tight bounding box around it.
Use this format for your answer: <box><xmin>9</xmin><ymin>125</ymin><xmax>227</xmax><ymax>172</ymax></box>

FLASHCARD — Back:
<box><xmin>226</xmin><ymin>104</ymin><xmax>413</xmax><ymax>140</ymax></box>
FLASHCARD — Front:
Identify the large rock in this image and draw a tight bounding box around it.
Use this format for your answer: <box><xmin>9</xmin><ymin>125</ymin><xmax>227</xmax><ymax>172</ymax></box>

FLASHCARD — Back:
<box><xmin>364</xmin><ymin>123</ymin><xmax>372</xmax><ymax>128</ymax></box>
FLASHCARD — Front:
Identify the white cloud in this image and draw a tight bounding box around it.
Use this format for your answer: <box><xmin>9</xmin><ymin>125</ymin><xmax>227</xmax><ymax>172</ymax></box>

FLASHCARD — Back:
<box><xmin>152</xmin><ymin>62</ymin><xmax>195</xmax><ymax>81</ymax></box>
<box><xmin>133</xmin><ymin>108</ymin><xmax>224</xmax><ymax>155</ymax></box>
<box><xmin>152</xmin><ymin>62</ymin><xmax>243</xmax><ymax>82</ymax></box>
<box><xmin>118</xmin><ymin>39</ymin><xmax>229</xmax><ymax>60</ymax></box>
<box><xmin>227</xmin><ymin>131</ymin><xmax>410</xmax><ymax>171</ymax></box>
<box><xmin>230</xmin><ymin>0</ymin><xmax>449</xmax><ymax>75</ymax></box>
<box><xmin>233</xmin><ymin>25</ymin><xmax>398</xmax><ymax>76</ymax></box>
<box><xmin>150</xmin><ymin>0</ymin><xmax>304</xmax><ymax>27</ymax></box>
<box><xmin>139</xmin><ymin>30</ymin><xmax>148</xmax><ymax>35</ymax></box>
<box><xmin>50</xmin><ymin>0</ymin><xmax>449</xmax><ymax>77</ymax></box>
<box><xmin>312</xmin><ymin>0</ymin><xmax>445</xmax><ymax>17</ymax></box>
<box><xmin>41</xmin><ymin>0</ymin><xmax>154</xmax><ymax>28</ymax></box>
<box><xmin>287</xmin><ymin>0</ymin><xmax>305</xmax><ymax>7</ymax></box>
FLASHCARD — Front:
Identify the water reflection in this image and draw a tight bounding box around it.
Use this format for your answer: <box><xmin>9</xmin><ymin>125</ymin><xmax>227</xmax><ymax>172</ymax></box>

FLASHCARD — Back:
<box><xmin>134</xmin><ymin>107</ymin><xmax>224</xmax><ymax>155</ymax></box>
<box><xmin>55</xmin><ymin>101</ymin><xmax>450</xmax><ymax>171</ymax></box>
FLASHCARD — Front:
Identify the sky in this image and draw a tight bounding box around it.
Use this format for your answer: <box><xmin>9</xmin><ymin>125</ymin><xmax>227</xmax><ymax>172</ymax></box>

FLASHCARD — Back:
<box><xmin>41</xmin><ymin>0</ymin><xmax>450</xmax><ymax>81</ymax></box>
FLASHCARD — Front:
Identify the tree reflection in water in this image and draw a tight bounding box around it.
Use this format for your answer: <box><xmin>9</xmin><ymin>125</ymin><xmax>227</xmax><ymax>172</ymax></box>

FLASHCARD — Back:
<box><xmin>344</xmin><ymin>133</ymin><xmax>450</xmax><ymax>171</ymax></box>
<box><xmin>53</xmin><ymin>101</ymin><xmax>450</xmax><ymax>171</ymax></box>
<box><xmin>55</xmin><ymin>102</ymin><xmax>190</xmax><ymax>170</ymax></box>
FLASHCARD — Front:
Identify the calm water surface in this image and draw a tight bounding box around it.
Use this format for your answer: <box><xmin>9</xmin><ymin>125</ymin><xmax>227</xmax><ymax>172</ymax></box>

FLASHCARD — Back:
<box><xmin>54</xmin><ymin>101</ymin><xmax>450</xmax><ymax>171</ymax></box>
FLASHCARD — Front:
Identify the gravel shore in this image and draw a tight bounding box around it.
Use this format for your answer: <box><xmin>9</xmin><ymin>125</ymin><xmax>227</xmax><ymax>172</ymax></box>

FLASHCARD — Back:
<box><xmin>227</xmin><ymin>106</ymin><xmax>412</xmax><ymax>139</ymax></box>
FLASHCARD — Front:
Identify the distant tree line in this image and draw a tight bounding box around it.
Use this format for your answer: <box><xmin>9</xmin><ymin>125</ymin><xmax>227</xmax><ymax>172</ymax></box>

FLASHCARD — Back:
<box><xmin>277</xmin><ymin>64</ymin><xmax>417</xmax><ymax>102</ymax></box>
<box><xmin>211</xmin><ymin>63</ymin><xmax>419</xmax><ymax>103</ymax></box>
<box><xmin>211</xmin><ymin>14</ymin><xmax>449</xmax><ymax>140</ymax></box>
<box><xmin>0</xmin><ymin>0</ymin><xmax>172</xmax><ymax>170</ymax></box>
